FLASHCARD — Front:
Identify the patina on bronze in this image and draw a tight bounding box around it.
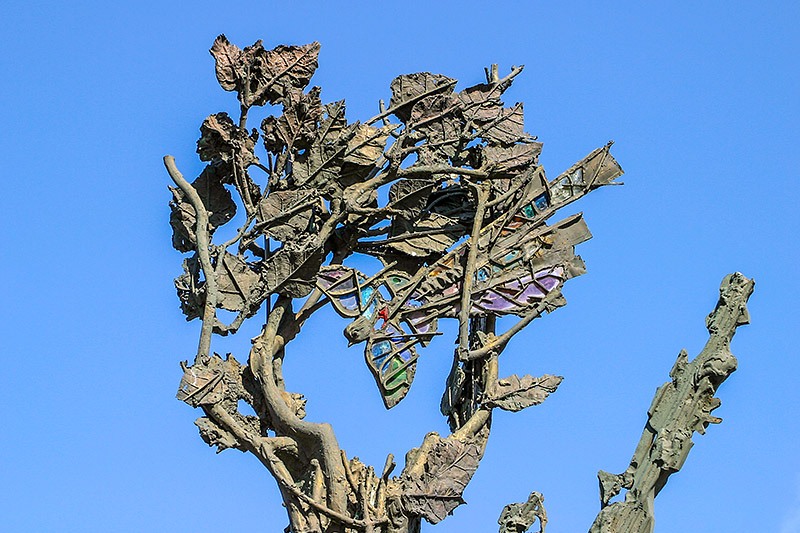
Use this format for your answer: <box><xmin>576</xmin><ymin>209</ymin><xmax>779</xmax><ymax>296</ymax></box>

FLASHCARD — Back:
<box><xmin>165</xmin><ymin>35</ymin><xmax>753</xmax><ymax>533</ymax></box>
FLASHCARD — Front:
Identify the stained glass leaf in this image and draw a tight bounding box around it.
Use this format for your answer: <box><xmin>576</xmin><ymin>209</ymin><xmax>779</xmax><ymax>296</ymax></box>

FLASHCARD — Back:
<box><xmin>549</xmin><ymin>144</ymin><xmax>623</xmax><ymax>205</ymax></box>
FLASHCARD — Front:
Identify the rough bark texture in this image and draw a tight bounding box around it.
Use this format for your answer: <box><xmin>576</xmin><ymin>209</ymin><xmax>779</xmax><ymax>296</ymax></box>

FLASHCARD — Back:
<box><xmin>165</xmin><ymin>35</ymin><xmax>751</xmax><ymax>533</ymax></box>
<box><xmin>588</xmin><ymin>273</ymin><xmax>754</xmax><ymax>533</ymax></box>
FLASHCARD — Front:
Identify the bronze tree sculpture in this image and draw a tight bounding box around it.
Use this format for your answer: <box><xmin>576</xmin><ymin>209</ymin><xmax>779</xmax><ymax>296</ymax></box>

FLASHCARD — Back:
<box><xmin>165</xmin><ymin>36</ymin><xmax>753</xmax><ymax>533</ymax></box>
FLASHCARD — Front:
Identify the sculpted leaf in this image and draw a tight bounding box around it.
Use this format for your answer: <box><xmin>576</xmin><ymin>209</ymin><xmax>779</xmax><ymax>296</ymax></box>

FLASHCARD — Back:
<box><xmin>197</xmin><ymin>112</ymin><xmax>257</xmax><ymax>168</ymax></box>
<box><xmin>168</xmin><ymin>186</ymin><xmax>197</xmax><ymax>253</ymax></box>
<box><xmin>169</xmin><ymin>164</ymin><xmax>237</xmax><ymax>251</ymax></box>
<box><xmin>343</xmin><ymin>124</ymin><xmax>392</xmax><ymax>166</ymax></box>
<box><xmin>478</xmin><ymin>103</ymin><xmax>527</xmax><ymax>146</ymax></box>
<box><xmin>458</xmin><ymin>82</ymin><xmax>505</xmax><ymax>125</ymax></box>
<box><xmin>401</xmin><ymin>435</ymin><xmax>481</xmax><ymax>524</ymax></box>
<box><xmin>174</xmin><ymin>255</ymin><xmax>203</xmax><ymax>320</ymax></box>
<box><xmin>259</xmin><ymin>42</ymin><xmax>321</xmax><ymax>105</ymax></box>
<box><xmin>209</xmin><ymin>34</ymin><xmax>243</xmax><ymax>92</ymax></box>
<box><xmin>485</xmin><ymin>374</ymin><xmax>563</xmax><ymax>412</ymax></box>
<box><xmin>388</xmin><ymin>212</ymin><xmax>464</xmax><ymax>257</ymax></box>
<box><xmin>292</xmin><ymin>136</ymin><xmax>347</xmax><ymax>196</ymax></box>
<box><xmin>210</xmin><ymin>35</ymin><xmax>320</xmax><ymax>107</ymax></box>
<box><xmin>260</xmin><ymin>239</ymin><xmax>325</xmax><ymax>298</ymax></box>
<box><xmin>390</xmin><ymin>72</ymin><xmax>456</xmax><ymax>122</ymax></box>
<box><xmin>319</xmin><ymin>99</ymin><xmax>348</xmax><ymax>137</ymax></box>
<box><xmin>176</xmin><ymin>353</ymin><xmax>246</xmax><ymax>407</ymax></box>
<box><xmin>195</xmin><ymin>114</ymin><xmax>262</xmax><ymax>213</ymax></box>
<box><xmin>260</xmin><ymin>87</ymin><xmax>322</xmax><ymax>153</ymax></box>
<box><xmin>481</xmin><ymin>142</ymin><xmax>542</xmax><ymax>175</ymax></box>
<box><xmin>216</xmin><ymin>253</ymin><xmax>261</xmax><ymax>313</ymax></box>
<box><xmin>388</xmin><ymin>179</ymin><xmax>436</xmax><ymax>218</ymax></box>
<box><xmin>410</xmin><ymin>94</ymin><xmax>463</xmax><ymax>161</ymax></box>
<box><xmin>256</xmin><ymin>189</ymin><xmax>319</xmax><ymax>242</ymax></box>
<box><xmin>291</xmin><ymin>101</ymin><xmax>352</xmax><ymax>196</ymax></box>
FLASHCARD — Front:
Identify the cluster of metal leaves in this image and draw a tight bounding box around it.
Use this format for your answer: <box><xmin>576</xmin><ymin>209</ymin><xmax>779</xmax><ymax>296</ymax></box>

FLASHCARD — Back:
<box><xmin>175</xmin><ymin>354</ymin><xmax>258</xmax><ymax>452</ymax></box>
<box><xmin>168</xmin><ymin>34</ymin><xmax>623</xmax><ymax>412</ymax></box>
<box><xmin>399</xmin><ymin>434</ymin><xmax>482</xmax><ymax>524</ymax></box>
<box><xmin>169</xmin><ymin>36</ymin><xmax>334</xmax><ymax>332</ymax></box>
<box><xmin>315</xmin><ymin>144</ymin><xmax>621</xmax><ymax>408</ymax></box>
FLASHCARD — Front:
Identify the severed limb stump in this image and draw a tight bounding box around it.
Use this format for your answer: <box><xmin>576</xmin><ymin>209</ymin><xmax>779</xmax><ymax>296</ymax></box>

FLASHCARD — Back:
<box><xmin>588</xmin><ymin>272</ymin><xmax>754</xmax><ymax>533</ymax></box>
<box><xmin>498</xmin><ymin>491</ymin><xmax>547</xmax><ymax>533</ymax></box>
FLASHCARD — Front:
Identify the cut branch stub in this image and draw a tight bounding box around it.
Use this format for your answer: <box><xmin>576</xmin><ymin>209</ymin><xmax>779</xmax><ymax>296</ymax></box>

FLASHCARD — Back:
<box><xmin>498</xmin><ymin>491</ymin><xmax>548</xmax><ymax>533</ymax></box>
<box><xmin>195</xmin><ymin>416</ymin><xmax>242</xmax><ymax>453</ymax></box>
<box><xmin>400</xmin><ymin>433</ymin><xmax>482</xmax><ymax>524</ymax></box>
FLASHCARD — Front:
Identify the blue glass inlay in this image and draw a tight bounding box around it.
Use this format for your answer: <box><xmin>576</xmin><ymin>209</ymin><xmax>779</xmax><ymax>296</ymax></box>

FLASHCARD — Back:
<box><xmin>522</xmin><ymin>204</ymin><xmax>535</xmax><ymax>218</ymax></box>
<box><xmin>363</xmin><ymin>300</ymin><xmax>376</xmax><ymax>319</ymax></box>
<box><xmin>372</xmin><ymin>340</ymin><xmax>391</xmax><ymax>357</ymax></box>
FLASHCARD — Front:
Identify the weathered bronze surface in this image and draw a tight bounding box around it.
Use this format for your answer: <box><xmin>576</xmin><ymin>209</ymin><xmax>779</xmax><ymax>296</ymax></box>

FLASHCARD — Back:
<box><xmin>165</xmin><ymin>36</ymin><xmax>752</xmax><ymax>532</ymax></box>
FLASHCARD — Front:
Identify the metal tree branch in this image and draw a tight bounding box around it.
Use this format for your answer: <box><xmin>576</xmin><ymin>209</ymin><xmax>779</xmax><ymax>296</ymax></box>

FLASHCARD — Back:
<box><xmin>588</xmin><ymin>272</ymin><xmax>754</xmax><ymax>533</ymax></box>
<box><xmin>164</xmin><ymin>155</ymin><xmax>217</xmax><ymax>363</ymax></box>
<box><xmin>165</xmin><ymin>34</ymin><xmax>751</xmax><ymax>533</ymax></box>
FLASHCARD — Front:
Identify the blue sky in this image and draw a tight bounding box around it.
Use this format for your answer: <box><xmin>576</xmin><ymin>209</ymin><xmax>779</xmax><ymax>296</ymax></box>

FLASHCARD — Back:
<box><xmin>1</xmin><ymin>1</ymin><xmax>798</xmax><ymax>531</ymax></box>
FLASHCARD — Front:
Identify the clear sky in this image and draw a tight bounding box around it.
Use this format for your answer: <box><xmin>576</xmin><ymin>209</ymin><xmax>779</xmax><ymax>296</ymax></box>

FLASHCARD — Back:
<box><xmin>1</xmin><ymin>1</ymin><xmax>798</xmax><ymax>532</ymax></box>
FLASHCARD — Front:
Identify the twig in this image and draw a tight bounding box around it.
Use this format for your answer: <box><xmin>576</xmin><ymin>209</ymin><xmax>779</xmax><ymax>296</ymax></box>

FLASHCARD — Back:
<box><xmin>365</xmin><ymin>79</ymin><xmax>458</xmax><ymax>125</ymax></box>
<box><xmin>355</xmin><ymin>225</ymin><xmax>467</xmax><ymax>249</ymax></box>
<box><xmin>164</xmin><ymin>156</ymin><xmax>217</xmax><ymax>363</ymax></box>
<box><xmin>463</xmin><ymin>291</ymin><xmax>565</xmax><ymax>361</ymax></box>
<box><xmin>396</xmin><ymin>165</ymin><xmax>489</xmax><ymax>179</ymax></box>
<box><xmin>457</xmin><ymin>182</ymin><xmax>490</xmax><ymax>358</ymax></box>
